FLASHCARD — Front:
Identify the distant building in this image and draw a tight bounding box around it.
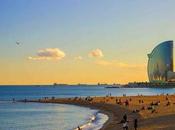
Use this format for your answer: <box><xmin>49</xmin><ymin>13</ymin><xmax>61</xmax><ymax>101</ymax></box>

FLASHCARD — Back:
<box><xmin>148</xmin><ymin>40</ymin><xmax>175</xmax><ymax>82</ymax></box>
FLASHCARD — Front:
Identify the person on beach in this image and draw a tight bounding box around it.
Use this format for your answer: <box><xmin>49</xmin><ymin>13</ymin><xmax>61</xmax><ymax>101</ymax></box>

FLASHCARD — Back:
<box><xmin>116</xmin><ymin>98</ymin><xmax>118</xmax><ymax>104</ymax></box>
<box><xmin>123</xmin><ymin>114</ymin><xmax>127</xmax><ymax>122</ymax></box>
<box><xmin>122</xmin><ymin>121</ymin><xmax>128</xmax><ymax>130</ymax></box>
<box><xmin>118</xmin><ymin>98</ymin><xmax>122</xmax><ymax>105</ymax></box>
<box><xmin>125</xmin><ymin>99</ymin><xmax>129</xmax><ymax>106</ymax></box>
<box><xmin>134</xmin><ymin>119</ymin><xmax>138</xmax><ymax>130</ymax></box>
<box><xmin>118</xmin><ymin>114</ymin><xmax>129</xmax><ymax>130</ymax></box>
<box><xmin>77</xmin><ymin>126</ymin><xmax>81</xmax><ymax>130</ymax></box>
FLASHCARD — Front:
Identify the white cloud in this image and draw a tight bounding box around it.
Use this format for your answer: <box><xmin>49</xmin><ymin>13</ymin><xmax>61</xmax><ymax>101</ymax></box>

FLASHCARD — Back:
<box><xmin>74</xmin><ymin>56</ymin><xmax>83</xmax><ymax>60</ymax></box>
<box><xmin>96</xmin><ymin>60</ymin><xmax>146</xmax><ymax>69</ymax></box>
<box><xmin>89</xmin><ymin>48</ymin><xmax>103</xmax><ymax>58</ymax></box>
<box><xmin>28</xmin><ymin>48</ymin><xmax>65</xmax><ymax>61</ymax></box>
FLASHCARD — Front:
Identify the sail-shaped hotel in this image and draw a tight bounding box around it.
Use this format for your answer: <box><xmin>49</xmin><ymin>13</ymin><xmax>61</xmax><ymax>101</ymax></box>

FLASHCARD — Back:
<box><xmin>148</xmin><ymin>41</ymin><xmax>175</xmax><ymax>82</ymax></box>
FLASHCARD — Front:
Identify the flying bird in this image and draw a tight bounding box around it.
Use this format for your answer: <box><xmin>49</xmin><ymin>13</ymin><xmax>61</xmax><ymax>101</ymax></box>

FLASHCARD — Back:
<box><xmin>16</xmin><ymin>41</ymin><xmax>20</xmax><ymax>45</ymax></box>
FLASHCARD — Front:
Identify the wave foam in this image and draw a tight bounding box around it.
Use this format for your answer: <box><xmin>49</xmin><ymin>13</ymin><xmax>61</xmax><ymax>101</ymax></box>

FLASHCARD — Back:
<box><xmin>74</xmin><ymin>112</ymin><xmax>108</xmax><ymax>130</ymax></box>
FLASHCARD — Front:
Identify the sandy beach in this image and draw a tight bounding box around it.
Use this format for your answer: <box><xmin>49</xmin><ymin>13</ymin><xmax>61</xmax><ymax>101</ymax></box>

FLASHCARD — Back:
<box><xmin>24</xmin><ymin>94</ymin><xmax>175</xmax><ymax>130</ymax></box>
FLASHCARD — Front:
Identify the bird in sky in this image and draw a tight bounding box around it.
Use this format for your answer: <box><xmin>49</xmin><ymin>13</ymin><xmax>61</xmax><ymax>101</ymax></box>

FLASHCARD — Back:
<box><xmin>16</xmin><ymin>41</ymin><xmax>20</xmax><ymax>45</ymax></box>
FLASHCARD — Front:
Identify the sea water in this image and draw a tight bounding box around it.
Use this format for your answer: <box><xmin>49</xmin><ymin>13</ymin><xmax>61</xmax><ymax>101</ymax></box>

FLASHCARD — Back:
<box><xmin>1</xmin><ymin>85</ymin><xmax>175</xmax><ymax>100</ymax></box>
<box><xmin>0</xmin><ymin>100</ymin><xmax>108</xmax><ymax>130</ymax></box>
<box><xmin>1</xmin><ymin>85</ymin><xmax>175</xmax><ymax>130</ymax></box>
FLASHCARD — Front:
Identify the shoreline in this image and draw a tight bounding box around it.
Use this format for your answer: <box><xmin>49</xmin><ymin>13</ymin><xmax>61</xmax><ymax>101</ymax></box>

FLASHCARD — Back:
<box><xmin>55</xmin><ymin>102</ymin><xmax>124</xmax><ymax>130</ymax></box>
<box><xmin>76</xmin><ymin>111</ymin><xmax>108</xmax><ymax>130</ymax></box>
<box><xmin>23</xmin><ymin>97</ymin><xmax>141</xmax><ymax>130</ymax></box>
<box><xmin>21</xmin><ymin>94</ymin><xmax>175</xmax><ymax>130</ymax></box>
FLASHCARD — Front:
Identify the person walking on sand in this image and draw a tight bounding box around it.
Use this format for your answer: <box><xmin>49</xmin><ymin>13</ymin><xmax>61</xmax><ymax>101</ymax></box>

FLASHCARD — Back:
<box><xmin>118</xmin><ymin>114</ymin><xmax>129</xmax><ymax>130</ymax></box>
<box><xmin>134</xmin><ymin>119</ymin><xmax>138</xmax><ymax>130</ymax></box>
<box><xmin>123</xmin><ymin>114</ymin><xmax>127</xmax><ymax>122</ymax></box>
<box><xmin>77</xmin><ymin>126</ymin><xmax>81</xmax><ymax>130</ymax></box>
<box><xmin>122</xmin><ymin>121</ymin><xmax>128</xmax><ymax>130</ymax></box>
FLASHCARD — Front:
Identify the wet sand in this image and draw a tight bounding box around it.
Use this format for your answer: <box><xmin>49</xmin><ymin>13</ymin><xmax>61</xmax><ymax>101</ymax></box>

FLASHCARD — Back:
<box><xmin>24</xmin><ymin>94</ymin><xmax>175</xmax><ymax>130</ymax></box>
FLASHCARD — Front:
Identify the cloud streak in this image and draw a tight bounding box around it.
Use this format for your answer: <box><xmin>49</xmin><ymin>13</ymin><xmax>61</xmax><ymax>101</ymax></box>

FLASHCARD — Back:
<box><xmin>96</xmin><ymin>60</ymin><xmax>146</xmax><ymax>69</ymax></box>
<box><xmin>74</xmin><ymin>56</ymin><xmax>83</xmax><ymax>60</ymax></box>
<box><xmin>89</xmin><ymin>48</ymin><xmax>103</xmax><ymax>58</ymax></box>
<box><xmin>28</xmin><ymin>48</ymin><xmax>65</xmax><ymax>61</ymax></box>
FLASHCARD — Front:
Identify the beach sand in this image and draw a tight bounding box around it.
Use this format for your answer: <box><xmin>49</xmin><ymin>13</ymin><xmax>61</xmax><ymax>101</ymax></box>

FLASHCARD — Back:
<box><xmin>24</xmin><ymin>94</ymin><xmax>175</xmax><ymax>130</ymax></box>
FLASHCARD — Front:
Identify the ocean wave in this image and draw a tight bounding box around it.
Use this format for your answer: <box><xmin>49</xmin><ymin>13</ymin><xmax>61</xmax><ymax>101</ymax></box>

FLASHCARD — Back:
<box><xmin>74</xmin><ymin>111</ymin><xmax>108</xmax><ymax>130</ymax></box>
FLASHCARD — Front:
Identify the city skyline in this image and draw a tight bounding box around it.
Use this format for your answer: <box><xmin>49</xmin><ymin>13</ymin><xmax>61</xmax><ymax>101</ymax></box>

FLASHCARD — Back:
<box><xmin>1</xmin><ymin>0</ymin><xmax>175</xmax><ymax>85</ymax></box>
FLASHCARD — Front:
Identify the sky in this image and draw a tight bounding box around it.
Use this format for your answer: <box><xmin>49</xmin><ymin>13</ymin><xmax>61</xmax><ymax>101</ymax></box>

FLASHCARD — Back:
<box><xmin>1</xmin><ymin>0</ymin><xmax>175</xmax><ymax>85</ymax></box>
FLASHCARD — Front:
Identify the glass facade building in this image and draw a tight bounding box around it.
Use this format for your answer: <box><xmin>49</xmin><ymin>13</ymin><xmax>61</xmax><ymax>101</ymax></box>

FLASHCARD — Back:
<box><xmin>147</xmin><ymin>41</ymin><xmax>174</xmax><ymax>82</ymax></box>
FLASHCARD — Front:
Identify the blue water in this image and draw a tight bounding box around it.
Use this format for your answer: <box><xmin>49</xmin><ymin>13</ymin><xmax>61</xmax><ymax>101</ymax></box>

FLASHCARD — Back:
<box><xmin>1</xmin><ymin>85</ymin><xmax>175</xmax><ymax>130</ymax></box>
<box><xmin>0</xmin><ymin>101</ymin><xmax>108</xmax><ymax>130</ymax></box>
<box><xmin>1</xmin><ymin>85</ymin><xmax>175</xmax><ymax>100</ymax></box>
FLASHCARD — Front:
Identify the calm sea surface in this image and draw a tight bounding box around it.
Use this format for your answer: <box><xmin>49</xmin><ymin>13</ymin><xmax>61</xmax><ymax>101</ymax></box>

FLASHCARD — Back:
<box><xmin>1</xmin><ymin>85</ymin><xmax>175</xmax><ymax>130</ymax></box>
